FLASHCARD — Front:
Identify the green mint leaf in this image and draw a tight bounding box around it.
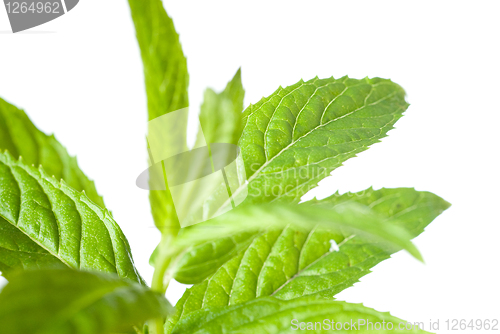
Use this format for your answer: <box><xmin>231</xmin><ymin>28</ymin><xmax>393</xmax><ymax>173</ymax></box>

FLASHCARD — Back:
<box><xmin>197</xmin><ymin>68</ymin><xmax>245</xmax><ymax>147</ymax></box>
<box><xmin>272</xmin><ymin>188</ymin><xmax>450</xmax><ymax>300</ymax></box>
<box><xmin>148</xmin><ymin>69</ymin><xmax>245</xmax><ymax>265</ymax></box>
<box><xmin>174</xmin><ymin>188</ymin><xmax>441</xmax><ymax>283</ymax></box>
<box><xmin>172</xmin><ymin>201</ymin><xmax>421</xmax><ymax>261</ymax></box>
<box><xmin>166</xmin><ymin>188</ymin><xmax>448</xmax><ymax>328</ymax></box>
<box><xmin>0</xmin><ymin>268</ymin><xmax>171</xmax><ymax>334</ymax></box>
<box><xmin>237</xmin><ymin>76</ymin><xmax>408</xmax><ymax>204</ymax></box>
<box><xmin>128</xmin><ymin>0</ymin><xmax>189</xmax><ymax>236</ymax></box>
<box><xmin>169</xmin><ymin>295</ymin><xmax>431</xmax><ymax>334</ymax></box>
<box><xmin>0</xmin><ymin>151</ymin><xmax>144</xmax><ymax>283</ymax></box>
<box><xmin>128</xmin><ymin>0</ymin><xmax>189</xmax><ymax>121</ymax></box>
<box><xmin>0</xmin><ymin>97</ymin><xmax>104</xmax><ymax>207</ymax></box>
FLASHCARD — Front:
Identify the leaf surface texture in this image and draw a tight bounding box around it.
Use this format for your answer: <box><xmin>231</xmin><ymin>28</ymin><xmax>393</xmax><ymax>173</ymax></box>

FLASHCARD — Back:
<box><xmin>167</xmin><ymin>188</ymin><xmax>448</xmax><ymax>329</ymax></box>
<box><xmin>170</xmin><ymin>295</ymin><xmax>430</xmax><ymax>334</ymax></box>
<box><xmin>238</xmin><ymin>77</ymin><xmax>409</xmax><ymax>204</ymax></box>
<box><xmin>0</xmin><ymin>152</ymin><xmax>143</xmax><ymax>283</ymax></box>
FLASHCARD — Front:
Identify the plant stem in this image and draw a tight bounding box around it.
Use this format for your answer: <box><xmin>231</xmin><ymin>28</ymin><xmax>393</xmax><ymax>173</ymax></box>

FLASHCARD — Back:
<box><xmin>149</xmin><ymin>235</ymin><xmax>173</xmax><ymax>334</ymax></box>
<box><xmin>152</xmin><ymin>254</ymin><xmax>171</xmax><ymax>294</ymax></box>
<box><xmin>132</xmin><ymin>325</ymin><xmax>145</xmax><ymax>334</ymax></box>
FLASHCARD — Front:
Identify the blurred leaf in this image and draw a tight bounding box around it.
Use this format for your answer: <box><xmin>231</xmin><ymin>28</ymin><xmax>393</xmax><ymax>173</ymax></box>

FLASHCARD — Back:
<box><xmin>128</xmin><ymin>0</ymin><xmax>189</xmax><ymax>121</ymax></box>
<box><xmin>0</xmin><ymin>269</ymin><xmax>171</xmax><ymax>334</ymax></box>
<box><xmin>197</xmin><ymin>68</ymin><xmax>245</xmax><ymax>147</ymax></box>
<box><xmin>172</xmin><ymin>201</ymin><xmax>422</xmax><ymax>261</ymax></box>
<box><xmin>128</xmin><ymin>0</ymin><xmax>190</xmax><ymax>236</ymax></box>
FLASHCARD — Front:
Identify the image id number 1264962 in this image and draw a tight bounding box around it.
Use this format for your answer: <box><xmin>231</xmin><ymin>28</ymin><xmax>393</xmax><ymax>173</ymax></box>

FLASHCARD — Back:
<box><xmin>5</xmin><ymin>2</ymin><xmax>60</xmax><ymax>14</ymax></box>
<box><xmin>445</xmin><ymin>319</ymin><xmax>498</xmax><ymax>331</ymax></box>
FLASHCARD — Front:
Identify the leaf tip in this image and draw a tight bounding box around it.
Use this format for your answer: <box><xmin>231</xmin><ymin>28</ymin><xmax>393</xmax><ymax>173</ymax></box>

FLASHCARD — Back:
<box><xmin>409</xmin><ymin>246</ymin><xmax>425</xmax><ymax>263</ymax></box>
<box><xmin>441</xmin><ymin>198</ymin><xmax>452</xmax><ymax>210</ymax></box>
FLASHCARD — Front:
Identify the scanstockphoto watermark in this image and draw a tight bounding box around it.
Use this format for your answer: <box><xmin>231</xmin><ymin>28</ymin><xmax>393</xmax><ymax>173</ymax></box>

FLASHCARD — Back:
<box><xmin>248</xmin><ymin>163</ymin><xmax>330</xmax><ymax>198</ymax></box>
<box><xmin>247</xmin><ymin>162</ymin><xmax>380</xmax><ymax>199</ymax></box>
<box><xmin>291</xmin><ymin>318</ymin><xmax>499</xmax><ymax>331</ymax></box>
<box><xmin>136</xmin><ymin>107</ymin><xmax>409</xmax><ymax>228</ymax></box>
<box><xmin>291</xmin><ymin>319</ymin><xmax>425</xmax><ymax>331</ymax></box>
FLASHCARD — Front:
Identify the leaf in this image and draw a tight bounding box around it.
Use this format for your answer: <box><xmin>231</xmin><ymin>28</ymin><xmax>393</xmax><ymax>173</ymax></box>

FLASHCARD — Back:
<box><xmin>174</xmin><ymin>188</ymin><xmax>445</xmax><ymax>282</ymax></box>
<box><xmin>169</xmin><ymin>295</ymin><xmax>431</xmax><ymax>334</ymax></box>
<box><xmin>0</xmin><ymin>97</ymin><xmax>104</xmax><ymax>207</ymax></box>
<box><xmin>128</xmin><ymin>0</ymin><xmax>190</xmax><ymax>236</ymax></box>
<box><xmin>128</xmin><ymin>0</ymin><xmax>189</xmax><ymax>121</ymax></box>
<box><xmin>234</xmin><ymin>76</ymin><xmax>409</xmax><ymax>205</ymax></box>
<box><xmin>166</xmin><ymin>188</ymin><xmax>448</xmax><ymax>328</ymax></box>
<box><xmin>148</xmin><ymin>69</ymin><xmax>245</xmax><ymax>264</ymax></box>
<box><xmin>0</xmin><ymin>151</ymin><xmax>144</xmax><ymax>283</ymax></box>
<box><xmin>0</xmin><ymin>268</ymin><xmax>171</xmax><ymax>334</ymax></box>
<box><xmin>197</xmin><ymin>68</ymin><xmax>245</xmax><ymax>147</ymax></box>
<box><xmin>172</xmin><ymin>201</ymin><xmax>421</xmax><ymax>261</ymax></box>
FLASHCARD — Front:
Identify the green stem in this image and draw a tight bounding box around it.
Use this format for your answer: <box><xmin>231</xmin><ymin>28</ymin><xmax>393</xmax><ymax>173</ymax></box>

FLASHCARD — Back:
<box><xmin>149</xmin><ymin>236</ymin><xmax>173</xmax><ymax>334</ymax></box>
<box><xmin>132</xmin><ymin>325</ymin><xmax>145</xmax><ymax>334</ymax></box>
<box><xmin>149</xmin><ymin>318</ymin><xmax>164</xmax><ymax>334</ymax></box>
<box><xmin>152</xmin><ymin>254</ymin><xmax>171</xmax><ymax>294</ymax></box>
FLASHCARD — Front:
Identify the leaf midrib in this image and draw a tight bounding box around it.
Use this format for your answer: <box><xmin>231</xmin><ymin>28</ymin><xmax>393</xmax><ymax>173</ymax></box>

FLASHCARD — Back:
<box><xmin>0</xmin><ymin>211</ymin><xmax>72</xmax><ymax>268</ymax></box>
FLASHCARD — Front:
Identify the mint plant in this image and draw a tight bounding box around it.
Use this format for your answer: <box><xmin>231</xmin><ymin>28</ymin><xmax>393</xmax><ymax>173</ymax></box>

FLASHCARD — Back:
<box><xmin>0</xmin><ymin>0</ymin><xmax>450</xmax><ymax>333</ymax></box>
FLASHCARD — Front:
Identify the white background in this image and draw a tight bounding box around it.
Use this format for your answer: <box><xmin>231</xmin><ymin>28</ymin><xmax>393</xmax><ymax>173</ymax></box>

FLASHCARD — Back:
<box><xmin>1</xmin><ymin>1</ymin><xmax>499</xmax><ymax>332</ymax></box>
